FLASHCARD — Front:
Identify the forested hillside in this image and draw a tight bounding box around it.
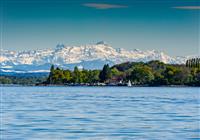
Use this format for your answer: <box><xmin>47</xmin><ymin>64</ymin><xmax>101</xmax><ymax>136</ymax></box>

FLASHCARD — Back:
<box><xmin>44</xmin><ymin>60</ymin><xmax>200</xmax><ymax>86</ymax></box>
<box><xmin>1</xmin><ymin>59</ymin><xmax>199</xmax><ymax>86</ymax></box>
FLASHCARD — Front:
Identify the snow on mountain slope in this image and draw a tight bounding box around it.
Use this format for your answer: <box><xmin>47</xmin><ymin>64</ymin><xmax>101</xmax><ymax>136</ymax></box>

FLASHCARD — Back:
<box><xmin>0</xmin><ymin>42</ymin><xmax>190</xmax><ymax>73</ymax></box>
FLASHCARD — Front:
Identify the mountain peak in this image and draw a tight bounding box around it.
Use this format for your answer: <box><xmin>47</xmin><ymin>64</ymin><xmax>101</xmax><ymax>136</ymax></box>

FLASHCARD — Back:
<box><xmin>55</xmin><ymin>44</ymin><xmax>65</xmax><ymax>50</ymax></box>
<box><xmin>0</xmin><ymin>42</ymin><xmax>188</xmax><ymax>73</ymax></box>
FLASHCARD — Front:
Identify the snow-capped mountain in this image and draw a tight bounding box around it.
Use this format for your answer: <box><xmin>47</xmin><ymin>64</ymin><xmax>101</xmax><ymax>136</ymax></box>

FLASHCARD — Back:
<box><xmin>0</xmin><ymin>41</ymin><xmax>190</xmax><ymax>73</ymax></box>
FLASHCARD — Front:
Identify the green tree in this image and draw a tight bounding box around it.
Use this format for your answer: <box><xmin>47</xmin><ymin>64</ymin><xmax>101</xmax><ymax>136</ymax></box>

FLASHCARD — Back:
<box><xmin>151</xmin><ymin>72</ymin><xmax>168</xmax><ymax>86</ymax></box>
<box><xmin>190</xmin><ymin>68</ymin><xmax>200</xmax><ymax>86</ymax></box>
<box><xmin>63</xmin><ymin>70</ymin><xmax>72</xmax><ymax>83</ymax></box>
<box><xmin>111</xmin><ymin>68</ymin><xmax>122</xmax><ymax>77</ymax></box>
<box><xmin>81</xmin><ymin>69</ymin><xmax>89</xmax><ymax>83</ymax></box>
<box><xmin>0</xmin><ymin>77</ymin><xmax>12</xmax><ymax>84</ymax></box>
<box><xmin>46</xmin><ymin>65</ymin><xmax>55</xmax><ymax>84</ymax></box>
<box><xmin>186</xmin><ymin>58</ymin><xmax>200</xmax><ymax>69</ymax></box>
<box><xmin>99</xmin><ymin>64</ymin><xmax>111</xmax><ymax>82</ymax></box>
<box><xmin>130</xmin><ymin>65</ymin><xmax>154</xmax><ymax>84</ymax></box>
<box><xmin>163</xmin><ymin>66</ymin><xmax>177</xmax><ymax>84</ymax></box>
<box><xmin>87</xmin><ymin>70</ymin><xmax>100</xmax><ymax>83</ymax></box>
<box><xmin>52</xmin><ymin>69</ymin><xmax>65</xmax><ymax>84</ymax></box>
<box><xmin>72</xmin><ymin>66</ymin><xmax>83</xmax><ymax>83</ymax></box>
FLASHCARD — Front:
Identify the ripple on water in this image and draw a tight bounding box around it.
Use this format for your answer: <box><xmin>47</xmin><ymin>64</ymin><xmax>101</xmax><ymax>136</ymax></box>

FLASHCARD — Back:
<box><xmin>1</xmin><ymin>86</ymin><xmax>199</xmax><ymax>139</ymax></box>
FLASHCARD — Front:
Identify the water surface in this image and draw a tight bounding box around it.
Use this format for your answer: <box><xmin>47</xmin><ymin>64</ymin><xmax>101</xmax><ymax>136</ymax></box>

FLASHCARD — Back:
<box><xmin>1</xmin><ymin>87</ymin><xmax>200</xmax><ymax>140</ymax></box>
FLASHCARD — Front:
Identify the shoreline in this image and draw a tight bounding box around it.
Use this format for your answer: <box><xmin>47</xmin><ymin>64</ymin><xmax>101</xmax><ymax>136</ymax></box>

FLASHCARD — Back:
<box><xmin>1</xmin><ymin>84</ymin><xmax>199</xmax><ymax>87</ymax></box>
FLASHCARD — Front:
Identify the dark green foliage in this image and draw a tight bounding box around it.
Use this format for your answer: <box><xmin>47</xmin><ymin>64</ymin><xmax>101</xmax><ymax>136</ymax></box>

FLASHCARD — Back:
<box><xmin>63</xmin><ymin>70</ymin><xmax>72</xmax><ymax>83</ymax></box>
<box><xmin>72</xmin><ymin>66</ymin><xmax>81</xmax><ymax>83</ymax></box>
<box><xmin>46</xmin><ymin>61</ymin><xmax>197</xmax><ymax>86</ymax></box>
<box><xmin>46</xmin><ymin>65</ymin><xmax>55</xmax><ymax>84</ymax></box>
<box><xmin>44</xmin><ymin>61</ymin><xmax>200</xmax><ymax>86</ymax></box>
<box><xmin>2</xmin><ymin>60</ymin><xmax>199</xmax><ymax>86</ymax></box>
<box><xmin>186</xmin><ymin>58</ymin><xmax>200</xmax><ymax>69</ymax></box>
<box><xmin>130</xmin><ymin>65</ymin><xmax>154</xmax><ymax>84</ymax></box>
<box><xmin>188</xmin><ymin>68</ymin><xmax>200</xmax><ymax>86</ymax></box>
<box><xmin>0</xmin><ymin>77</ymin><xmax>12</xmax><ymax>84</ymax></box>
<box><xmin>163</xmin><ymin>65</ymin><xmax>190</xmax><ymax>85</ymax></box>
<box><xmin>0</xmin><ymin>76</ymin><xmax>47</xmax><ymax>85</ymax></box>
<box><xmin>45</xmin><ymin>65</ymin><xmax>101</xmax><ymax>84</ymax></box>
<box><xmin>99</xmin><ymin>64</ymin><xmax>111</xmax><ymax>82</ymax></box>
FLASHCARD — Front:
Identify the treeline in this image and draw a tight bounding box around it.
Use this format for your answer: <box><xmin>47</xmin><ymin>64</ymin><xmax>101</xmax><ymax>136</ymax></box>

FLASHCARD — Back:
<box><xmin>44</xmin><ymin>60</ymin><xmax>200</xmax><ymax>86</ymax></box>
<box><xmin>45</xmin><ymin>65</ymin><xmax>100</xmax><ymax>85</ymax></box>
<box><xmin>0</xmin><ymin>76</ymin><xmax>47</xmax><ymax>85</ymax></box>
<box><xmin>186</xmin><ymin>58</ymin><xmax>200</xmax><ymax>68</ymax></box>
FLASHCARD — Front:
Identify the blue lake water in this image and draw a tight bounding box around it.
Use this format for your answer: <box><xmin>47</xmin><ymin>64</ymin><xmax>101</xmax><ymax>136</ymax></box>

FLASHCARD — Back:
<box><xmin>1</xmin><ymin>86</ymin><xmax>200</xmax><ymax>140</ymax></box>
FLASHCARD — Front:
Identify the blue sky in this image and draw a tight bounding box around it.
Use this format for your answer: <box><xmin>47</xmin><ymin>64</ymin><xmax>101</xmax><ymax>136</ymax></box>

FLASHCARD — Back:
<box><xmin>1</xmin><ymin>0</ymin><xmax>199</xmax><ymax>56</ymax></box>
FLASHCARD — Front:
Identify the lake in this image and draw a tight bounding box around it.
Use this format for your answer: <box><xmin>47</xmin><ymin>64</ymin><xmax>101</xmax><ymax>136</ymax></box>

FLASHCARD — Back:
<box><xmin>1</xmin><ymin>86</ymin><xmax>200</xmax><ymax>140</ymax></box>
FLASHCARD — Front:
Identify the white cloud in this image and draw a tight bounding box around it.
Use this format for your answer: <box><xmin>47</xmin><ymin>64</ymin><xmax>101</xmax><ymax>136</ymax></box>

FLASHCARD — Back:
<box><xmin>83</xmin><ymin>3</ymin><xmax>128</xmax><ymax>9</ymax></box>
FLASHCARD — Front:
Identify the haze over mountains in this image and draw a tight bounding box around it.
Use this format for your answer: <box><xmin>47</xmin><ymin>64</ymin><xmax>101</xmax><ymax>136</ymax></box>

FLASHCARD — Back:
<box><xmin>0</xmin><ymin>41</ymin><xmax>191</xmax><ymax>74</ymax></box>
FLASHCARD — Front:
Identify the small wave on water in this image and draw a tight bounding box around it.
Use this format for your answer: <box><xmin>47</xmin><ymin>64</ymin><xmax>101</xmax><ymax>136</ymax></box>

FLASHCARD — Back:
<box><xmin>1</xmin><ymin>87</ymin><xmax>200</xmax><ymax>139</ymax></box>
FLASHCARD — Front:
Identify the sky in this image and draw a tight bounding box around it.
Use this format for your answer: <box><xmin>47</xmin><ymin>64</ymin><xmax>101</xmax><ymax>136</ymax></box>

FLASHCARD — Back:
<box><xmin>0</xmin><ymin>0</ymin><xmax>199</xmax><ymax>56</ymax></box>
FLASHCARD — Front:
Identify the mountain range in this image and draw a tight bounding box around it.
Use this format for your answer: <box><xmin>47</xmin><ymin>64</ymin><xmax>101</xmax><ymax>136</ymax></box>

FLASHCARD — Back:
<box><xmin>0</xmin><ymin>41</ymin><xmax>190</xmax><ymax>74</ymax></box>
